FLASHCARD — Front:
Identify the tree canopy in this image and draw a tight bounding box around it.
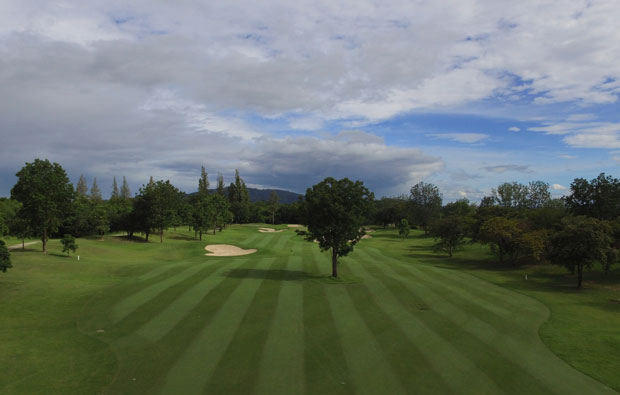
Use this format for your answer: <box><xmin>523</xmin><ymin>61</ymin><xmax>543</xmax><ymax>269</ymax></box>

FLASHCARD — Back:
<box><xmin>304</xmin><ymin>177</ymin><xmax>374</xmax><ymax>277</ymax></box>
<box><xmin>409</xmin><ymin>181</ymin><xmax>442</xmax><ymax>234</ymax></box>
<box><xmin>548</xmin><ymin>216</ymin><xmax>617</xmax><ymax>288</ymax></box>
<box><xmin>10</xmin><ymin>159</ymin><xmax>75</xmax><ymax>253</ymax></box>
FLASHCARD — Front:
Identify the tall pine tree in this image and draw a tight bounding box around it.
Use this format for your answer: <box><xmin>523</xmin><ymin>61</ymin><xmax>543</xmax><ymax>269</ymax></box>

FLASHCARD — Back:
<box><xmin>216</xmin><ymin>173</ymin><xmax>225</xmax><ymax>196</ymax></box>
<box><xmin>111</xmin><ymin>176</ymin><xmax>120</xmax><ymax>199</ymax></box>
<box><xmin>76</xmin><ymin>174</ymin><xmax>88</xmax><ymax>197</ymax></box>
<box><xmin>120</xmin><ymin>176</ymin><xmax>131</xmax><ymax>199</ymax></box>
<box><xmin>90</xmin><ymin>177</ymin><xmax>102</xmax><ymax>201</ymax></box>
<box><xmin>198</xmin><ymin>166</ymin><xmax>210</xmax><ymax>195</ymax></box>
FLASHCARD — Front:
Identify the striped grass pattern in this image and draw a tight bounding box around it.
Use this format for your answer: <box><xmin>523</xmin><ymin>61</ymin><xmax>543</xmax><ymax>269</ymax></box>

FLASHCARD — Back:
<box><xmin>91</xmin><ymin>229</ymin><xmax>615</xmax><ymax>395</ymax></box>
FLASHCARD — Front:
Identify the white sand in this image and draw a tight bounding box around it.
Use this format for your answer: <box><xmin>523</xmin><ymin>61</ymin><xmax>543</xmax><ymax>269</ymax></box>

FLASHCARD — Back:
<box><xmin>361</xmin><ymin>235</ymin><xmax>372</xmax><ymax>239</ymax></box>
<box><xmin>204</xmin><ymin>244</ymin><xmax>257</xmax><ymax>256</ymax></box>
<box><xmin>258</xmin><ymin>227</ymin><xmax>285</xmax><ymax>233</ymax></box>
<box><xmin>287</xmin><ymin>224</ymin><xmax>303</xmax><ymax>228</ymax></box>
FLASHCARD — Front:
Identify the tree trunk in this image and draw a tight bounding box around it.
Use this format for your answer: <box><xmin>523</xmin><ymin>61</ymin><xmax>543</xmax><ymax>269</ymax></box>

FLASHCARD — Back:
<box><xmin>331</xmin><ymin>248</ymin><xmax>338</xmax><ymax>278</ymax></box>
<box><xmin>577</xmin><ymin>264</ymin><xmax>583</xmax><ymax>288</ymax></box>
<box><xmin>199</xmin><ymin>231</ymin><xmax>202</xmax><ymax>241</ymax></box>
<box><xmin>42</xmin><ymin>228</ymin><xmax>47</xmax><ymax>254</ymax></box>
<box><xmin>145</xmin><ymin>231</ymin><xmax>149</xmax><ymax>242</ymax></box>
<box><xmin>21</xmin><ymin>236</ymin><xmax>25</xmax><ymax>250</ymax></box>
<box><xmin>160</xmin><ymin>228</ymin><xmax>163</xmax><ymax>243</ymax></box>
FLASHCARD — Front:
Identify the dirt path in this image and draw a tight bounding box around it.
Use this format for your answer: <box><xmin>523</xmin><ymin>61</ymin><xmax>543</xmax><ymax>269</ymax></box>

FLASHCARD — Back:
<box><xmin>7</xmin><ymin>241</ymin><xmax>40</xmax><ymax>250</ymax></box>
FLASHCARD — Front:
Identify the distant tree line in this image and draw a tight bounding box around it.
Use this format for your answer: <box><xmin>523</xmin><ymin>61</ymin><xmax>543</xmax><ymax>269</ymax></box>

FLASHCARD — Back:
<box><xmin>371</xmin><ymin>175</ymin><xmax>620</xmax><ymax>288</ymax></box>
<box><xmin>0</xmin><ymin>159</ymin><xmax>307</xmax><ymax>262</ymax></box>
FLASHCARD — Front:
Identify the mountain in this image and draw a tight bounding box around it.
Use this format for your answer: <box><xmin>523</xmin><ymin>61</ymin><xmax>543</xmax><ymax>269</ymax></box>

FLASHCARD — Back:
<box><xmin>246</xmin><ymin>188</ymin><xmax>302</xmax><ymax>204</ymax></box>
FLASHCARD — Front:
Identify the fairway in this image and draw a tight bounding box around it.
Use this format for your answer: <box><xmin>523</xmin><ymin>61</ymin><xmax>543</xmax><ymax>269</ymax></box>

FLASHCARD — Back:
<box><xmin>1</xmin><ymin>226</ymin><xmax>617</xmax><ymax>394</ymax></box>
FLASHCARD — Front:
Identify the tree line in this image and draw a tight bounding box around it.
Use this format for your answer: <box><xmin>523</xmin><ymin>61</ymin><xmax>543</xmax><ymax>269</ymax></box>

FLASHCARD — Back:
<box><xmin>0</xmin><ymin>159</ymin><xmax>306</xmax><ymax>261</ymax></box>
<box><xmin>373</xmin><ymin>176</ymin><xmax>620</xmax><ymax>288</ymax></box>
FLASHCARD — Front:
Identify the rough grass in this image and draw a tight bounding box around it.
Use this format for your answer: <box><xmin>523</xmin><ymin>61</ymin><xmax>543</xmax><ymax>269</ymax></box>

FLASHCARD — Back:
<box><xmin>0</xmin><ymin>226</ymin><xmax>618</xmax><ymax>394</ymax></box>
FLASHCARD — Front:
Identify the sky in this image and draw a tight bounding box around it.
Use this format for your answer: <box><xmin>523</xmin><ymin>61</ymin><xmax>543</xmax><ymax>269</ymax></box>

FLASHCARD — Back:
<box><xmin>1</xmin><ymin>0</ymin><xmax>619</xmax><ymax>201</ymax></box>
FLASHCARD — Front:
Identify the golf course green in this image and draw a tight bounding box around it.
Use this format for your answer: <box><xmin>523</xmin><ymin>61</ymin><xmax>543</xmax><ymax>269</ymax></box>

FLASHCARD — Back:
<box><xmin>1</xmin><ymin>225</ymin><xmax>618</xmax><ymax>394</ymax></box>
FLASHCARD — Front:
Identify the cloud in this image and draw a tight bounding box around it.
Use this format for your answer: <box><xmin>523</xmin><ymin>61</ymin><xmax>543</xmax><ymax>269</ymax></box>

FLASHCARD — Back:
<box><xmin>559</xmin><ymin>154</ymin><xmax>577</xmax><ymax>159</ymax></box>
<box><xmin>508</xmin><ymin>126</ymin><xmax>520</xmax><ymax>132</ymax></box>
<box><xmin>481</xmin><ymin>165</ymin><xmax>533</xmax><ymax>174</ymax></box>
<box><xmin>426</xmin><ymin>133</ymin><xmax>488</xmax><ymax>144</ymax></box>
<box><xmin>238</xmin><ymin>131</ymin><xmax>444</xmax><ymax>195</ymax></box>
<box><xmin>552</xmin><ymin>183</ymin><xmax>567</xmax><ymax>190</ymax></box>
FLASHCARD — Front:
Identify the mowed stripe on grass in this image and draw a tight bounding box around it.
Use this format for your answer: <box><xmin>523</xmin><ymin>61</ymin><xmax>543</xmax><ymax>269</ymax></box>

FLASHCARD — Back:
<box><xmin>135</xmin><ymin>258</ymin><xmax>248</xmax><ymax>341</ymax></box>
<box><xmin>255</xmin><ymin>255</ymin><xmax>305</xmax><ymax>395</ymax></box>
<box><xmin>347</xmin><ymin>249</ymin><xmax>501</xmax><ymax>394</ymax></box>
<box><xmin>311</xmin><ymin>248</ymin><xmax>406</xmax><ymax>395</ymax></box>
<box><xmin>112</xmin><ymin>263</ymin><xmax>210</xmax><ymax>323</ymax></box>
<box><xmin>359</xmin><ymin>246</ymin><xmax>616</xmax><ymax>394</ymax></box>
<box><xmin>160</xmin><ymin>257</ymin><xmax>276</xmax><ymax>394</ymax></box>
<box><xmin>93</xmin><ymin>228</ymin><xmax>617</xmax><ymax>395</ymax></box>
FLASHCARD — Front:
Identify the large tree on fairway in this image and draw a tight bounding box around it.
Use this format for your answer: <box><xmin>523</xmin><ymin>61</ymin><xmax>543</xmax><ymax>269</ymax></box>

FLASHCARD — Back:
<box><xmin>0</xmin><ymin>240</ymin><xmax>11</xmax><ymax>273</ymax></box>
<box><xmin>409</xmin><ymin>181</ymin><xmax>442</xmax><ymax>234</ymax></box>
<box><xmin>548</xmin><ymin>216</ymin><xmax>617</xmax><ymax>288</ymax></box>
<box><xmin>11</xmin><ymin>159</ymin><xmax>75</xmax><ymax>253</ymax></box>
<box><xmin>304</xmin><ymin>177</ymin><xmax>374</xmax><ymax>277</ymax></box>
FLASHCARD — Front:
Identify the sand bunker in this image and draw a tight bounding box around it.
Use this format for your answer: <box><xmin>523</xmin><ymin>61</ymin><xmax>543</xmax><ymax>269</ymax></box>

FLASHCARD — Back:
<box><xmin>287</xmin><ymin>224</ymin><xmax>303</xmax><ymax>228</ymax></box>
<box><xmin>205</xmin><ymin>244</ymin><xmax>257</xmax><ymax>257</ymax></box>
<box><xmin>258</xmin><ymin>227</ymin><xmax>284</xmax><ymax>233</ymax></box>
<box><xmin>361</xmin><ymin>234</ymin><xmax>372</xmax><ymax>239</ymax></box>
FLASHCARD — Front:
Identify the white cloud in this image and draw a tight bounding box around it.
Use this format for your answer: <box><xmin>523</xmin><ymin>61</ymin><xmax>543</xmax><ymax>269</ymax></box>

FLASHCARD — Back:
<box><xmin>508</xmin><ymin>126</ymin><xmax>520</xmax><ymax>132</ymax></box>
<box><xmin>426</xmin><ymin>133</ymin><xmax>488</xmax><ymax>144</ymax></box>
<box><xmin>552</xmin><ymin>183</ymin><xmax>567</xmax><ymax>190</ymax></box>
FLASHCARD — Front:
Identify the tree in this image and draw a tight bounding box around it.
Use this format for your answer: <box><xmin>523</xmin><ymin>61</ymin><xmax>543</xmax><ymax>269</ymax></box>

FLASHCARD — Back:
<box><xmin>138</xmin><ymin>179</ymin><xmax>182</xmax><ymax>242</ymax></box>
<box><xmin>216</xmin><ymin>173</ymin><xmax>225</xmax><ymax>196</ymax></box>
<box><xmin>120</xmin><ymin>176</ymin><xmax>131</xmax><ymax>199</ymax></box>
<box><xmin>478</xmin><ymin>217</ymin><xmax>542</xmax><ymax>266</ymax></box>
<box><xmin>409</xmin><ymin>182</ymin><xmax>442</xmax><ymax>234</ymax></box>
<box><xmin>443</xmin><ymin>198</ymin><xmax>476</xmax><ymax>218</ymax></box>
<box><xmin>430</xmin><ymin>216</ymin><xmax>470</xmax><ymax>257</ymax></box>
<box><xmin>76</xmin><ymin>174</ymin><xmax>88</xmax><ymax>197</ymax></box>
<box><xmin>398</xmin><ymin>218</ymin><xmax>410</xmax><ymax>240</ymax></box>
<box><xmin>8</xmin><ymin>213</ymin><xmax>31</xmax><ymax>249</ymax></box>
<box><xmin>60</xmin><ymin>234</ymin><xmax>78</xmax><ymax>256</ymax></box>
<box><xmin>0</xmin><ymin>198</ymin><xmax>20</xmax><ymax>236</ymax></box>
<box><xmin>305</xmin><ymin>177</ymin><xmax>374</xmax><ymax>277</ymax></box>
<box><xmin>111</xmin><ymin>177</ymin><xmax>120</xmax><ymax>200</ymax></box>
<box><xmin>565</xmin><ymin>173</ymin><xmax>620</xmax><ymax>220</ymax></box>
<box><xmin>268</xmin><ymin>191</ymin><xmax>279</xmax><ymax>224</ymax></box>
<box><xmin>0</xmin><ymin>240</ymin><xmax>11</xmax><ymax>273</ymax></box>
<box><xmin>492</xmin><ymin>182</ymin><xmax>529</xmax><ymax>208</ymax></box>
<box><xmin>198</xmin><ymin>166</ymin><xmax>210</xmax><ymax>195</ymax></box>
<box><xmin>548</xmin><ymin>216</ymin><xmax>617</xmax><ymax>288</ymax></box>
<box><xmin>228</xmin><ymin>169</ymin><xmax>250</xmax><ymax>223</ymax></box>
<box><xmin>90</xmin><ymin>177</ymin><xmax>102</xmax><ymax>201</ymax></box>
<box><xmin>11</xmin><ymin>159</ymin><xmax>75</xmax><ymax>253</ymax></box>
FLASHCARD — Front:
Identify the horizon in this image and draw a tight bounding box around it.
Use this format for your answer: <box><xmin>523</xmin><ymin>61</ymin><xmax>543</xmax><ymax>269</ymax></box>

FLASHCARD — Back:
<box><xmin>1</xmin><ymin>1</ymin><xmax>619</xmax><ymax>200</ymax></box>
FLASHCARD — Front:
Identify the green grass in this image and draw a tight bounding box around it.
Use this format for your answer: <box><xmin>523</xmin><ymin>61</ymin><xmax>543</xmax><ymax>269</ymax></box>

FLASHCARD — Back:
<box><xmin>0</xmin><ymin>226</ymin><xmax>618</xmax><ymax>394</ymax></box>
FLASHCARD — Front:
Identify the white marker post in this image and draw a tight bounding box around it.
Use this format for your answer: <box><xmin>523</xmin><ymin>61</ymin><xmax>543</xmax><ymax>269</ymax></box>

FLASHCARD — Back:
<box><xmin>77</xmin><ymin>255</ymin><xmax>80</xmax><ymax>261</ymax></box>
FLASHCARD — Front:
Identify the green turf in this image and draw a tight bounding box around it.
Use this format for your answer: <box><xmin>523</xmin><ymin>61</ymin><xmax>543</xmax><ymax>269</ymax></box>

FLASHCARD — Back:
<box><xmin>0</xmin><ymin>226</ymin><xmax>618</xmax><ymax>394</ymax></box>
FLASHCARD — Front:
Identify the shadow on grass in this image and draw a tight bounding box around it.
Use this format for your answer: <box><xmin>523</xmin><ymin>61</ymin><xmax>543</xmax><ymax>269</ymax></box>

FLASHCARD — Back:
<box><xmin>112</xmin><ymin>235</ymin><xmax>148</xmax><ymax>243</ymax></box>
<box><xmin>168</xmin><ymin>233</ymin><xmax>197</xmax><ymax>241</ymax></box>
<box><xmin>224</xmin><ymin>268</ymin><xmax>362</xmax><ymax>284</ymax></box>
